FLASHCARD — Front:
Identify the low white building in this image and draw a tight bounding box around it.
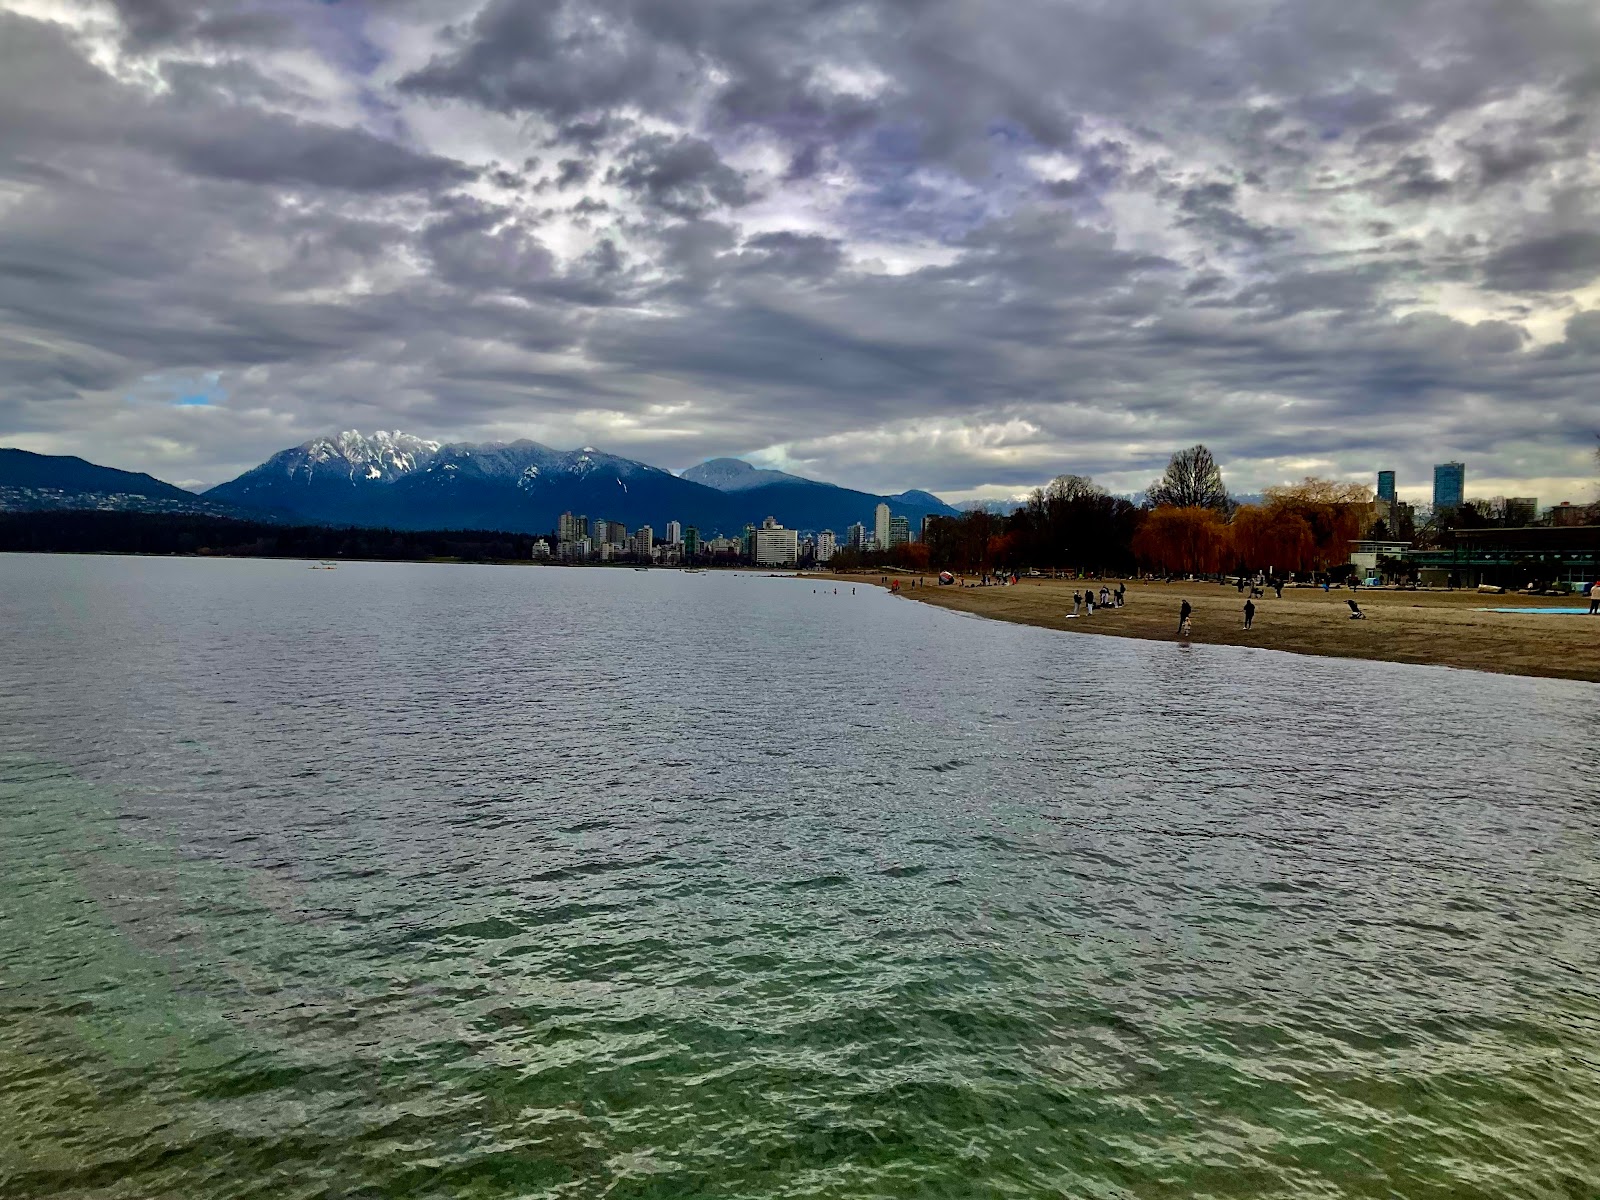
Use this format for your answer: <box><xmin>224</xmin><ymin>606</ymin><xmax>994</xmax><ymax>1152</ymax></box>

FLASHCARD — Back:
<box><xmin>1349</xmin><ymin>538</ymin><xmax>1411</xmax><ymax>582</ymax></box>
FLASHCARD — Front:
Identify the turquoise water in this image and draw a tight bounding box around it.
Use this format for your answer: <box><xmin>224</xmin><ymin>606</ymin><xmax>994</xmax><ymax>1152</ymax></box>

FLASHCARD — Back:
<box><xmin>3</xmin><ymin>555</ymin><xmax>1599</xmax><ymax>1199</ymax></box>
<box><xmin>1480</xmin><ymin>607</ymin><xmax>1592</xmax><ymax>614</ymax></box>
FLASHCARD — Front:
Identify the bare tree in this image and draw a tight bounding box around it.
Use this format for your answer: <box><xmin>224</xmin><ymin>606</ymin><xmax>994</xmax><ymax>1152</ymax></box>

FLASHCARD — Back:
<box><xmin>1146</xmin><ymin>444</ymin><xmax>1232</xmax><ymax>513</ymax></box>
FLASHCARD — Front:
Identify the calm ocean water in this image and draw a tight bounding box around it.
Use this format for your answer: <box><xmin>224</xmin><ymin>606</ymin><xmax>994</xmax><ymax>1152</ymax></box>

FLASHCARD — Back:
<box><xmin>2</xmin><ymin>554</ymin><xmax>1598</xmax><ymax>1199</ymax></box>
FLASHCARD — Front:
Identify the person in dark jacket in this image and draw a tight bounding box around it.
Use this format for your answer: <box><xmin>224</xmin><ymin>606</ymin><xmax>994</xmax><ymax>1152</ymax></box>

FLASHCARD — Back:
<box><xmin>1178</xmin><ymin>599</ymin><xmax>1192</xmax><ymax>635</ymax></box>
<box><xmin>1243</xmin><ymin>598</ymin><xmax>1255</xmax><ymax>629</ymax></box>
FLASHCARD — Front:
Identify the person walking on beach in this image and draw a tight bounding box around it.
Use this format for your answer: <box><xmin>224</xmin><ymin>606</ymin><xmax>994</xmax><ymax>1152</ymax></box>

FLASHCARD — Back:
<box><xmin>1273</xmin><ymin>578</ymin><xmax>1284</xmax><ymax>599</ymax></box>
<box><xmin>1072</xmin><ymin>589</ymin><xmax>1082</xmax><ymax>616</ymax></box>
<box><xmin>1589</xmin><ymin>582</ymin><xmax>1600</xmax><ymax>614</ymax></box>
<box><xmin>1243</xmin><ymin>598</ymin><xmax>1255</xmax><ymax>629</ymax></box>
<box><xmin>1178</xmin><ymin>598</ymin><xmax>1192</xmax><ymax>636</ymax></box>
<box><xmin>1085</xmin><ymin>590</ymin><xmax>1095</xmax><ymax>616</ymax></box>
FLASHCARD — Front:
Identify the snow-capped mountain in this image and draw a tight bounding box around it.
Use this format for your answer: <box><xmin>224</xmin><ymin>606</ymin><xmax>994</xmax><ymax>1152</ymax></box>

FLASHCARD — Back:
<box><xmin>294</xmin><ymin>430</ymin><xmax>439</xmax><ymax>481</ymax></box>
<box><xmin>201</xmin><ymin>433</ymin><xmax>960</xmax><ymax>534</ymax></box>
<box><xmin>206</xmin><ymin>432</ymin><xmax>741</xmax><ymax>532</ymax></box>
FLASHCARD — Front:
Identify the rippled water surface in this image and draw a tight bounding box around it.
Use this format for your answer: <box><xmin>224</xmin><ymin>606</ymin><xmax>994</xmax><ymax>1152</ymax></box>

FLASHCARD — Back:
<box><xmin>3</xmin><ymin>554</ymin><xmax>1599</xmax><ymax>1199</ymax></box>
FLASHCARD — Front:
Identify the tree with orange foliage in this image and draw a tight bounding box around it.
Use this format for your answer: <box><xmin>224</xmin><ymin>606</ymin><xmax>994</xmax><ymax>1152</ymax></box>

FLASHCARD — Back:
<box><xmin>1132</xmin><ymin>505</ymin><xmax>1229</xmax><ymax>574</ymax></box>
<box><xmin>1255</xmin><ymin>478</ymin><xmax>1375</xmax><ymax>573</ymax></box>
<box><xmin>1229</xmin><ymin>503</ymin><xmax>1313</xmax><ymax>573</ymax></box>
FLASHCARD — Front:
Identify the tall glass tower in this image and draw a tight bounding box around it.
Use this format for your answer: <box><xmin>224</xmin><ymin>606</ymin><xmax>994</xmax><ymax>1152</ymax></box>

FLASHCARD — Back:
<box><xmin>1377</xmin><ymin>470</ymin><xmax>1396</xmax><ymax>505</ymax></box>
<box><xmin>1432</xmin><ymin>462</ymin><xmax>1465</xmax><ymax>513</ymax></box>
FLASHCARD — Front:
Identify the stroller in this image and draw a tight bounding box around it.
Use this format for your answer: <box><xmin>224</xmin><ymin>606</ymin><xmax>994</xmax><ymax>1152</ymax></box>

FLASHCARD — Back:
<box><xmin>1347</xmin><ymin>599</ymin><xmax>1366</xmax><ymax>620</ymax></box>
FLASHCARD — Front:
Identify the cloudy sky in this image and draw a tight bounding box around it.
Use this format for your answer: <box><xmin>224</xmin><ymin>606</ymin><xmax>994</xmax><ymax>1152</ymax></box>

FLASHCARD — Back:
<box><xmin>2</xmin><ymin>0</ymin><xmax>1599</xmax><ymax>503</ymax></box>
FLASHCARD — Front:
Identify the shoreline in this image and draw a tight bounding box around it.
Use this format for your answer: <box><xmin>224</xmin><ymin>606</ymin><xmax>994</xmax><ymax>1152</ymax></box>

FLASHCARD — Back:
<box><xmin>804</xmin><ymin>572</ymin><xmax>1600</xmax><ymax>683</ymax></box>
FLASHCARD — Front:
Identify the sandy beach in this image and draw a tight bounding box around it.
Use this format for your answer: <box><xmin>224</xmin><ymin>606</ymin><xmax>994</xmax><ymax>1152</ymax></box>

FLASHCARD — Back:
<box><xmin>805</xmin><ymin>573</ymin><xmax>1600</xmax><ymax>682</ymax></box>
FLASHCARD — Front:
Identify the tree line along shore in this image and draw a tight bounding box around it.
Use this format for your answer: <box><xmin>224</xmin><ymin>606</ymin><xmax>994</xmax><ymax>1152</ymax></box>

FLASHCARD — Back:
<box><xmin>837</xmin><ymin>445</ymin><xmax>1600</xmax><ymax>589</ymax></box>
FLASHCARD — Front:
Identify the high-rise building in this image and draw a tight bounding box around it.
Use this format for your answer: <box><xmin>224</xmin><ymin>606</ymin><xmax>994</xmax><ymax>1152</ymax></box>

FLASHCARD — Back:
<box><xmin>558</xmin><ymin>512</ymin><xmax>586</xmax><ymax>542</ymax></box>
<box><xmin>753</xmin><ymin>517</ymin><xmax>799</xmax><ymax>566</ymax></box>
<box><xmin>684</xmin><ymin>527</ymin><xmax>701</xmax><ymax>557</ymax></box>
<box><xmin>1433</xmin><ymin>462</ymin><xmax>1465</xmax><ymax>513</ymax></box>
<box><xmin>847</xmin><ymin>522</ymin><xmax>867</xmax><ymax>549</ymax></box>
<box><xmin>1377</xmin><ymin>471</ymin><xmax>1396</xmax><ymax>505</ymax></box>
<box><xmin>1505</xmin><ymin>497</ymin><xmax>1538</xmax><ymax>526</ymax></box>
<box><xmin>632</xmin><ymin>526</ymin><xmax>653</xmax><ymax>556</ymax></box>
<box><xmin>666</xmin><ymin>520</ymin><xmax>682</xmax><ymax>545</ymax></box>
<box><xmin>874</xmin><ymin>503</ymin><xmax>891</xmax><ymax>548</ymax></box>
<box><xmin>816</xmin><ymin>530</ymin><xmax>836</xmax><ymax>562</ymax></box>
<box><xmin>887</xmin><ymin>515</ymin><xmax>910</xmax><ymax>547</ymax></box>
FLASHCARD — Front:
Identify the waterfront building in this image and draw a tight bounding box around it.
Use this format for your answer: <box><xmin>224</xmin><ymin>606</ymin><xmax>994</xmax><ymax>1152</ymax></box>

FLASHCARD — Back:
<box><xmin>1505</xmin><ymin>497</ymin><xmax>1538</xmax><ymax>526</ymax></box>
<box><xmin>1407</xmin><ymin>524</ymin><xmax>1599</xmax><ymax>589</ymax></box>
<box><xmin>632</xmin><ymin>526</ymin><xmax>653</xmax><ymax>556</ymax></box>
<box><xmin>531</xmin><ymin>539</ymin><xmax>551</xmax><ymax>559</ymax></box>
<box><xmin>558</xmin><ymin>512</ymin><xmax>587</xmax><ymax>542</ymax></box>
<box><xmin>1377</xmin><ymin>471</ymin><xmax>1396</xmax><ymax>506</ymax></box>
<box><xmin>816</xmin><ymin>530</ymin><xmax>837</xmax><ymax>563</ymax></box>
<box><xmin>753</xmin><ymin>517</ymin><xmax>799</xmax><ymax>566</ymax></box>
<box><xmin>666</xmin><ymin>520</ymin><xmax>682</xmax><ymax>546</ymax></box>
<box><xmin>887</xmin><ymin>515</ymin><xmax>910</xmax><ymax>548</ymax></box>
<box><xmin>847</xmin><ymin>522</ymin><xmax>867</xmax><ymax>549</ymax></box>
<box><xmin>684</xmin><ymin>527</ymin><xmax>701</xmax><ymax>558</ymax></box>
<box><xmin>1433</xmin><ymin>462</ymin><xmax>1465</xmax><ymax>514</ymax></box>
<box><xmin>874</xmin><ymin>503</ymin><xmax>890</xmax><ymax>548</ymax></box>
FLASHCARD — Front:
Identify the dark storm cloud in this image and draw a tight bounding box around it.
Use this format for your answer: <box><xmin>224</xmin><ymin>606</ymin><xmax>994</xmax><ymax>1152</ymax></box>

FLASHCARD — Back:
<box><xmin>0</xmin><ymin>13</ymin><xmax>473</xmax><ymax>195</ymax></box>
<box><xmin>1483</xmin><ymin>231</ymin><xmax>1600</xmax><ymax>293</ymax></box>
<box><xmin>609</xmin><ymin>134</ymin><xmax>751</xmax><ymax>217</ymax></box>
<box><xmin>4</xmin><ymin>0</ymin><xmax>1600</xmax><ymax>500</ymax></box>
<box><xmin>160</xmin><ymin>110</ymin><xmax>475</xmax><ymax>192</ymax></box>
<box><xmin>107</xmin><ymin>0</ymin><xmax>293</xmax><ymax>49</ymax></box>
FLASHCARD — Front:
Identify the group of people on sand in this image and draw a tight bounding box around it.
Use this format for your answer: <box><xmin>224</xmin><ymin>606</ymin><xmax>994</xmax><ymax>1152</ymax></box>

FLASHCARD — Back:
<box><xmin>1237</xmin><ymin>573</ymin><xmax>1284</xmax><ymax>599</ymax></box>
<box><xmin>1069</xmin><ymin>584</ymin><xmax>1124</xmax><ymax>616</ymax></box>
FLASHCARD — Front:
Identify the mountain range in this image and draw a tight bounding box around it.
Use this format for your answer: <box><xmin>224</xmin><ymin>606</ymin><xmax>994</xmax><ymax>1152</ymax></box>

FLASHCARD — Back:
<box><xmin>2</xmin><ymin>433</ymin><xmax>962</xmax><ymax>535</ymax></box>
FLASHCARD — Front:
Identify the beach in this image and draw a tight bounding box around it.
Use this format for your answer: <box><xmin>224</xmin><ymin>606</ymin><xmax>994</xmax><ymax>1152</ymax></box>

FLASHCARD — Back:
<box><xmin>807</xmin><ymin>573</ymin><xmax>1600</xmax><ymax>682</ymax></box>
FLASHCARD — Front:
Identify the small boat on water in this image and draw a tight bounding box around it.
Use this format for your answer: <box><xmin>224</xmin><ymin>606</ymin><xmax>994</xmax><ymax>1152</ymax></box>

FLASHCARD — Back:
<box><xmin>309</xmin><ymin>561</ymin><xmax>338</xmax><ymax>569</ymax></box>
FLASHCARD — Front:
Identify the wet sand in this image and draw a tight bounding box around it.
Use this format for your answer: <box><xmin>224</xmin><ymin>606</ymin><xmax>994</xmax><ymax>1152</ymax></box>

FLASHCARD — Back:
<box><xmin>804</xmin><ymin>573</ymin><xmax>1600</xmax><ymax>682</ymax></box>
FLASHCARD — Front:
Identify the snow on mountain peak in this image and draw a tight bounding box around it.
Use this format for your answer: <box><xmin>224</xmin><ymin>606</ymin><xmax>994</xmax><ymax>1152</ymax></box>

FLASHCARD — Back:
<box><xmin>290</xmin><ymin>430</ymin><xmax>441</xmax><ymax>483</ymax></box>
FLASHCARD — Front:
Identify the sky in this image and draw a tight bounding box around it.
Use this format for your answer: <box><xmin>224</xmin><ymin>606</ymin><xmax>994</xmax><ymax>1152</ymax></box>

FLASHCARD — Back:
<box><xmin>2</xmin><ymin>0</ymin><xmax>1599</xmax><ymax>505</ymax></box>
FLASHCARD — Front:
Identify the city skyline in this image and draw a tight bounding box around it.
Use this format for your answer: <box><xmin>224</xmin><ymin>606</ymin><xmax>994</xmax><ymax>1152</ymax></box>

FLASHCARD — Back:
<box><xmin>2</xmin><ymin>3</ymin><xmax>1599</xmax><ymax>506</ymax></box>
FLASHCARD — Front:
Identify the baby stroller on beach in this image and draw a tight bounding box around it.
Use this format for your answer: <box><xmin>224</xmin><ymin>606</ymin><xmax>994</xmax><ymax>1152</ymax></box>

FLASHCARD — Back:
<box><xmin>1346</xmin><ymin>599</ymin><xmax>1366</xmax><ymax>619</ymax></box>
